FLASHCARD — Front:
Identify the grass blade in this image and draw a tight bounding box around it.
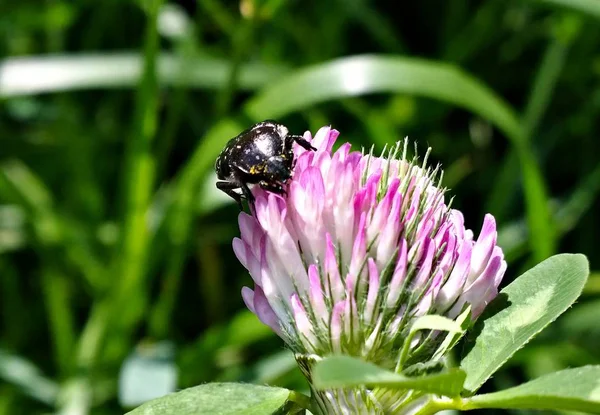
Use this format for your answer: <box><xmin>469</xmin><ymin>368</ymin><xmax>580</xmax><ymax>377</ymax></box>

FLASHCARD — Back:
<box><xmin>246</xmin><ymin>55</ymin><xmax>523</xmax><ymax>140</ymax></box>
<box><xmin>0</xmin><ymin>54</ymin><xmax>288</xmax><ymax>97</ymax></box>
<box><xmin>527</xmin><ymin>0</ymin><xmax>600</xmax><ymax>20</ymax></box>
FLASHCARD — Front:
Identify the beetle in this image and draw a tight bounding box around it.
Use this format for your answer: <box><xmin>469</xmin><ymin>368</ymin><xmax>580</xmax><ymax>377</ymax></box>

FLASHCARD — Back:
<box><xmin>215</xmin><ymin>120</ymin><xmax>316</xmax><ymax>209</ymax></box>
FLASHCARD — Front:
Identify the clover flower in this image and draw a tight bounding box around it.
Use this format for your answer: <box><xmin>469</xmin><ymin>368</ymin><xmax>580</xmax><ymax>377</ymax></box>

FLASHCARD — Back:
<box><xmin>232</xmin><ymin>126</ymin><xmax>506</xmax><ymax>414</ymax></box>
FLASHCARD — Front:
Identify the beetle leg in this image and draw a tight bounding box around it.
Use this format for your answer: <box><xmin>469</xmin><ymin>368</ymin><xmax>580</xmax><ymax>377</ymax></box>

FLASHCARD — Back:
<box><xmin>216</xmin><ymin>180</ymin><xmax>245</xmax><ymax>210</ymax></box>
<box><xmin>228</xmin><ymin>165</ymin><xmax>257</xmax><ymax>209</ymax></box>
<box><xmin>240</xmin><ymin>180</ymin><xmax>255</xmax><ymax>205</ymax></box>
<box><xmin>289</xmin><ymin>134</ymin><xmax>317</xmax><ymax>151</ymax></box>
<box><xmin>258</xmin><ymin>180</ymin><xmax>287</xmax><ymax>196</ymax></box>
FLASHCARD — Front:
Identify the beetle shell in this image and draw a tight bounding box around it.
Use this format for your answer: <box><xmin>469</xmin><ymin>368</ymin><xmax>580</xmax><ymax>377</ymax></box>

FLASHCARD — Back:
<box><xmin>215</xmin><ymin>120</ymin><xmax>316</xmax><ymax>209</ymax></box>
<box><xmin>216</xmin><ymin>121</ymin><xmax>293</xmax><ymax>182</ymax></box>
<box><xmin>219</xmin><ymin>123</ymin><xmax>293</xmax><ymax>179</ymax></box>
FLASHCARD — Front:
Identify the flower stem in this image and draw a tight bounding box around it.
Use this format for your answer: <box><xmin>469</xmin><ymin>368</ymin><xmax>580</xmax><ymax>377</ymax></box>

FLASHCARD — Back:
<box><xmin>288</xmin><ymin>390</ymin><xmax>312</xmax><ymax>412</ymax></box>
<box><xmin>395</xmin><ymin>327</ymin><xmax>418</xmax><ymax>372</ymax></box>
<box><xmin>409</xmin><ymin>397</ymin><xmax>462</xmax><ymax>415</ymax></box>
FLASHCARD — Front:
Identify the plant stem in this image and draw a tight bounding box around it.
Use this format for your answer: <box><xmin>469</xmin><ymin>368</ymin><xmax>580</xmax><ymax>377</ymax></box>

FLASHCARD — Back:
<box><xmin>41</xmin><ymin>267</ymin><xmax>75</xmax><ymax>377</ymax></box>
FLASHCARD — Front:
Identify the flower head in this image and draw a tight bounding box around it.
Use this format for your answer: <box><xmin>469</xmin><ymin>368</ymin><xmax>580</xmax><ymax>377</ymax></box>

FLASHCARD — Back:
<box><xmin>232</xmin><ymin>126</ymin><xmax>506</xmax><ymax>411</ymax></box>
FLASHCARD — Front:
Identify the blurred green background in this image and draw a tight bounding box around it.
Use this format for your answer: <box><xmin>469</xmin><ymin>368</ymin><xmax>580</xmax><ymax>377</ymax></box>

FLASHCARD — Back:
<box><xmin>1</xmin><ymin>0</ymin><xmax>600</xmax><ymax>414</ymax></box>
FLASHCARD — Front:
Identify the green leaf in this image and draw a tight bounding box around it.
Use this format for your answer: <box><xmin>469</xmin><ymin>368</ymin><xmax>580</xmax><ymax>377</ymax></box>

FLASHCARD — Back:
<box><xmin>312</xmin><ymin>356</ymin><xmax>466</xmax><ymax>397</ymax></box>
<box><xmin>460</xmin><ymin>254</ymin><xmax>589</xmax><ymax>394</ymax></box>
<box><xmin>0</xmin><ymin>54</ymin><xmax>288</xmax><ymax>97</ymax></box>
<box><xmin>528</xmin><ymin>0</ymin><xmax>600</xmax><ymax>20</ymax></box>
<box><xmin>462</xmin><ymin>366</ymin><xmax>600</xmax><ymax>413</ymax></box>
<box><xmin>126</xmin><ymin>383</ymin><xmax>294</xmax><ymax>415</ymax></box>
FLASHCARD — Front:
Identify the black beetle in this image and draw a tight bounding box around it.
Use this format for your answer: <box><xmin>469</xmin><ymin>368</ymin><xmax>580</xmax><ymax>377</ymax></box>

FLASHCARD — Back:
<box><xmin>215</xmin><ymin>120</ymin><xmax>316</xmax><ymax>209</ymax></box>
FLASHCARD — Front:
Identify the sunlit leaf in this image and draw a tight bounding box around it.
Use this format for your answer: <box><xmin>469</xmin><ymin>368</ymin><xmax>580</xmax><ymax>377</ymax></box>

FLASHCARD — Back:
<box><xmin>460</xmin><ymin>254</ymin><xmax>589</xmax><ymax>394</ymax></box>
<box><xmin>126</xmin><ymin>383</ymin><xmax>294</xmax><ymax>415</ymax></box>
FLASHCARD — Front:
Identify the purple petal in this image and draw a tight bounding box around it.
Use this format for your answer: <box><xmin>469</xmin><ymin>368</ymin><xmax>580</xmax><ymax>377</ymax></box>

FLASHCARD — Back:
<box><xmin>413</xmin><ymin>238</ymin><xmax>435</xmax><ymax>287</ymax></box>
<box><xmin>364</xmin><ymin>258</ymin><xmax>380</xmax><ymax>325</ymax></box>
<box><xmin>333</xmin><ymin>163</ymin><xmax>358</xmax><ymax>263</ymax></box>
<box><xmin>238</xmin><ymin>212</ymin><xmax>262</xmax><ymax>255</ymax></box>
<box><xmin>469</xmin><ymin>214</ymin><xmax>497</xmax><ymax>283</ymax></box>
<box><xmin>387</xmin><ymin>238</ymin><xmax>408</xmax><ymax>308</ymax></box>
<box><xmin>452</xmin><ymin>255</ymin><xmax>503</xmax><ymax>319</ymax></box>
<box><xmin>237</xmin><ymin>212</ymin><xmax>256</xmax><ymax>241</ymax></box>
<box><xmin>291</xmin><ymin>293</ymin><xmax>317</xmax><ymax>346</ymax></box>
<box><xmin>293</xmin><ymin>146</ymin><xmax>316</xmax><ymax>175</ymax></box>
<box><xmin>232</xmin><ymin>237</ymin><xmax>249</xmax><ymax>269</ymax></box>
<box><xmin>308</xmin><ymin>264</ymin><xmax>327</xmax><ymax>320</ymax></box>
<box><xmin>491</xmin><ymin>246</ymin><xmax>507</xmax><ymax>286</ymax></box>
<box><xmin>232</xmin><ymin>238</ymin><xmax>261</xmax><ymax>284</ymax></box>
<box><xmin>354</xmin><ymin>170</ymin><xmax>381</xmax><ymax>215</ymax></box>
<box><xmin>325</xmin><ymin>233</ymin><xmax>344</xmax><ymax>304</ymax></box>
<box><xmin>312</xmin><ymin>126</ymin><xmax>338</xmax><ymax>153</ymax></box>
<box><xmin>241</xmin><ymin>286</ymin><xmax>255</xmax><ymax>313</ymax></box>
<box><xmin>331</xmin><ymin>142</ymin><xmax>352</xmax><ymax>166</ymax></box>
<box><xmin>330</xmin><ymin>301</ymin><xmax>345</xmax><ymax>353</ymax></box>
<box><xmin>259</xmin><ymin>194</ymin><xmax>309</xmax><ymax>293</ymax></box>
<box><xmin>415</xmin><ymin>266</ymin><xmax>444</xmax><ymax>316</ymax></box>
<box><xmin>435</xmin><ymin>239</ymin><xmax>472</xmax><ymax>312</ymax></box>
<box><xmin>291</xmin><ymin>167</ymin><xmax>327</xmax><ymax>261</ymax></box>
<box><xmin>414</xmin><ymin>216</ymin><xmax>435</xmax><ymax>248</ymax></box>
<box><xmin>371</xmin><ymin>180</ymin><xmax>402</xmax><ymax>266</ymax></box>
<box><xmin>348</xmin><ymin>212</ymin><xmax>367</xmax><ymax>293</ymax></box>
<box><xmin>252</xmin><ymin>285</ymin><xmax>283</xmax><ymax>337</ymax></box>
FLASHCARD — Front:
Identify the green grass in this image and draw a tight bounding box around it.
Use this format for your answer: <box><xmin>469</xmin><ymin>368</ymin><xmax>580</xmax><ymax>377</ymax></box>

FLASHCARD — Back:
<box><xmin>1</xmin><ymin>1</ymin><xmax>599</xmax><ymax>413</ymax></box>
